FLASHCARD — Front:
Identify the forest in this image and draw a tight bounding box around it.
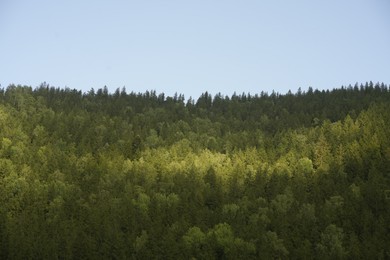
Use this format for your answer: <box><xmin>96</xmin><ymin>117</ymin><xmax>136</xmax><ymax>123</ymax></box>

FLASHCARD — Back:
<box><xmin>0</xmin><ymin>82</ymin><xmax>389</xmax><ymax>259</ymax></box>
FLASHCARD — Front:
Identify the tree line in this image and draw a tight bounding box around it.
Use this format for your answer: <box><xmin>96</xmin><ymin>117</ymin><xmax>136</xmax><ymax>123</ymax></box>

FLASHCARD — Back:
<box><xmin>0</xmin><ymin>82</ymin><xmax>389</xmax><ymax>259</ymax></box>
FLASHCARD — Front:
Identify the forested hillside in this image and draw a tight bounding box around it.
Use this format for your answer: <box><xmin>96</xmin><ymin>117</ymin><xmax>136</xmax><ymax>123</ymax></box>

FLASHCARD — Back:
<box><xmin>0</xmin><ymin>82</ymin><xmax>390</xmax><ymax>259</ymax></box>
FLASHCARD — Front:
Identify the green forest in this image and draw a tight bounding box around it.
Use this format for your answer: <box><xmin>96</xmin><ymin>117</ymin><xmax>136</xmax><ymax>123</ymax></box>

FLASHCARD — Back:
<box><xmin>0</xmin><ymin>82</ymin><xmax>390</xmax><ymax>259</ymax></box>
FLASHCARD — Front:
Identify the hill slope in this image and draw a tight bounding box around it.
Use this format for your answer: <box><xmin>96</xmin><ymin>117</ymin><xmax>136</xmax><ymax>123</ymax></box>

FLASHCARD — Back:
<box><xmin>0</xmin><ymin>83</ymin><xmax>390</xmax><ymax>258</ymax></box>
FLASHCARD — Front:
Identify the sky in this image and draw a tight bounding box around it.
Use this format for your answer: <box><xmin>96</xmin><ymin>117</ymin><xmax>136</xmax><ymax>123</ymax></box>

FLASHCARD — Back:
<box><xmin>1</xmin><ymin>0</ymin><xmax>389</xmax><ymax>99</ymax></box>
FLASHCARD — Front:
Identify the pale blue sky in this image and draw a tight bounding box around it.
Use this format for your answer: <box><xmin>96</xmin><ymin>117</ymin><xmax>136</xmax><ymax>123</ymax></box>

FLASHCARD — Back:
<box><xmin>1</xmin><ymin>0</ymin><xmax>389</xmax><ymax>99</ymax></box>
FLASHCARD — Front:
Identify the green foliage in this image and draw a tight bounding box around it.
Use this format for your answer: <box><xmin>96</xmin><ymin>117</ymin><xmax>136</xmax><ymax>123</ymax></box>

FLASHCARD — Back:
<box><xmin>0</xmin><ymin>83</ymin><xmax>389</xmax><ymax>258</ymax></box>
<box><xmin>316</xmin><ymin>224</ymin><xmax>346</xmax><ymax>259</ymax></box>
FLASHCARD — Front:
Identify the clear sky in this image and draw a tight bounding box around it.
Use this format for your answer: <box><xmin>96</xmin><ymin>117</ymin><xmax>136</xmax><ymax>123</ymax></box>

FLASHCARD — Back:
<box><xmin>1</xmin><ymin>0</ymin><xmax>389</xmax><ymax>99</ymax></box>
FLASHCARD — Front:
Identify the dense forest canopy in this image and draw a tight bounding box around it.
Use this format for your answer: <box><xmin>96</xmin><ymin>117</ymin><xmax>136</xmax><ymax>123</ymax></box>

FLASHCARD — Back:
<box><xmin>0</xmin><ymin>82</ymin><xmax>390</xmax><ymax>259</ymax></box>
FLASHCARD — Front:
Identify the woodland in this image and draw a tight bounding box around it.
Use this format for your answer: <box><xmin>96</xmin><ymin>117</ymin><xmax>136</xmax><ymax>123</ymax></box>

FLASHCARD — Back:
<box><xmin>0</xmin><ymin>82</ymin><xmax>389</xmax><ymax>259</ymax></box>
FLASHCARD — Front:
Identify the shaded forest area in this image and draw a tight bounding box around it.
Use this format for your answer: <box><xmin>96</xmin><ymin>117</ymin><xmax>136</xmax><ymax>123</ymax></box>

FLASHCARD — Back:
<box><xmin>0</xmin><ymin>82</ymin><xmax>390</xmax><ymax>259</ymax></box>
